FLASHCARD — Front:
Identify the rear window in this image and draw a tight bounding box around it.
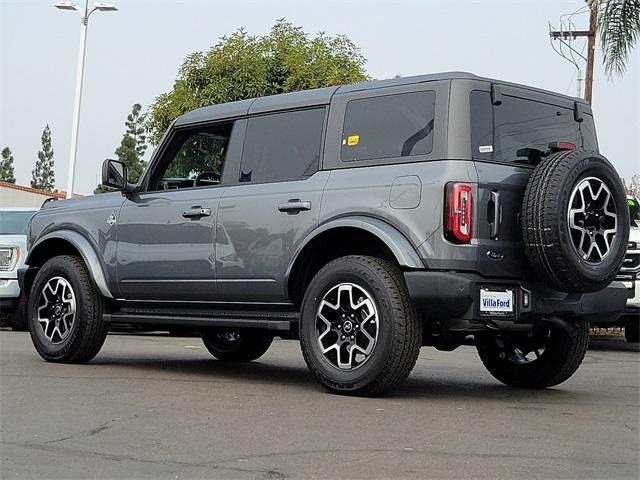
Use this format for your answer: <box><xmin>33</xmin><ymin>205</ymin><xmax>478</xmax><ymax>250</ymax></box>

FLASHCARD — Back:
<box><xmin>470</xmin><ymin>91</ymin><xmax>597</xmax><ymax>163</ymax></box>
<box><xmin>0</xmin><ymin>211</ymin><xmax>36</xmax><ymax>235</ymax></box>
<box><xmin>341</xmin><ymin>91</ymin><xmax>435</xmax><ymax>162</ymax></box>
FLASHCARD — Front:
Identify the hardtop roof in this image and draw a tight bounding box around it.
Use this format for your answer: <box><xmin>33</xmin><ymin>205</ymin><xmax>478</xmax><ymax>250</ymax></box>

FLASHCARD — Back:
<box><xmin>173</xmin><ymin>71</ymin><xmax>587</xmax><ymax>127</ymax></box>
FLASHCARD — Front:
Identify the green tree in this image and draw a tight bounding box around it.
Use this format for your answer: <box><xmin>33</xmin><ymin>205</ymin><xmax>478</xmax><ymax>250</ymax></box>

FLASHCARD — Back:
<box><xmin>147</xmin><ymin>19</ymin><xmax>368</xmax><ymax>148</ymax></box>
<box><xmin>116</xmin><ymin>103</ymin><xmax>147</xmax><ymax>181</ymax></box>
<box><xmin>31</xmin><ymin>125</ymin><xmax>55</xmax><ymax>191</ymax></box>
<box><xmin>95</xmin><ymin>103</ymin><xmax>148</xmax><ymax>193</ymax></box>
<box><xmin>589</xmin><ymin>0</ymin><xmax>640</xmax><ymax>76</ymax></box>
<box><xmin>0</xmin><ymin>147</ymin><xmax>16</xmax><ymax>183</ymax></box>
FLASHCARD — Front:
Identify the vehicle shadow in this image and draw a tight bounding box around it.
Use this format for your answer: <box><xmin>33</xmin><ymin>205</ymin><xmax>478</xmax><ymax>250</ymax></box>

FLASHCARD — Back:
<box><xmin>90</xmin><ymin>353</ymin><xmax>596</xmax><ymax>402</ymax></box>
<box><xmin>92</xmin><ymin>355</ymin><xmax>319</xmax><ymax>388</ymax></box>
<box><xmin>588</xmin><ymin>335</ymin><xmax>640</xmax><ymax>352</ymax></box>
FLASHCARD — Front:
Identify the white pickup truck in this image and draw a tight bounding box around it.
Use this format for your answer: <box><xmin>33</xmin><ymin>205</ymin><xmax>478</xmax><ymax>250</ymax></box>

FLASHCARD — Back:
<box><xmin>0</xmin><ymin>207</ymin><xmax>37</xmax><ymax>330</ymax></box>
<box><xmin>619</xmin><ymin>196</ymin><xmax>640</xmax><ymax>342</ymax></box>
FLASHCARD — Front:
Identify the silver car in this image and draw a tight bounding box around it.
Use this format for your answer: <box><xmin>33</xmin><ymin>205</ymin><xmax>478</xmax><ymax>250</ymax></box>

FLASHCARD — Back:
<box><xmin>0</xmin><ymin>207</ymin><xmax>37</xmax><ymax>330</ymax></box>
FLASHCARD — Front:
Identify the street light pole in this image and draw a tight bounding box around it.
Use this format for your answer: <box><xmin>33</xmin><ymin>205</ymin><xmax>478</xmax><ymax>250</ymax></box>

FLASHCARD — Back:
<box><xmin>54</xmin><ymin>1</ymin><xmax>117</xmax><ymax>199</ymax></box>
<box><xmin>66</xmin><ymin>5</ymin><xmax>89</xmax><ymax>200</ymax></box>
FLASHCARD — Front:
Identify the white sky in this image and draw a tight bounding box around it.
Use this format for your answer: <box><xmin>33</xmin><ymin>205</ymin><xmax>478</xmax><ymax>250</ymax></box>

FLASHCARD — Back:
<box><xmin>1</xmin><ymin>0</ymin><xmax>639</xmax><ymax>195</ymax></box>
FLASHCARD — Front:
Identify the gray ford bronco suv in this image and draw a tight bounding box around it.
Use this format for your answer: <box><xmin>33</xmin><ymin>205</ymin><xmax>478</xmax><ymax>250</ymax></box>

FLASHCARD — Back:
<box><xmin>20</xmin><ymin>72</ymin><xmax>630</xmax><ymax>396</ymax></box>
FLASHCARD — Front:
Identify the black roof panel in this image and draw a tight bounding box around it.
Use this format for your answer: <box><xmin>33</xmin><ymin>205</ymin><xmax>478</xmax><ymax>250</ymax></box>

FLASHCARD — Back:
<box><xmin>173</xmin><ymin>71</ymin><xmax>586</xmax><ymax>126</ymax></box>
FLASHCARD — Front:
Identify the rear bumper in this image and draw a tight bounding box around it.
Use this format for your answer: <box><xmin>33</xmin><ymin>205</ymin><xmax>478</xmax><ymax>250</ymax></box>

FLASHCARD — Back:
<box><xmin>405</xmin><ymin>270</ymin><xmax>629</xmax><ymax>332</ymax></box>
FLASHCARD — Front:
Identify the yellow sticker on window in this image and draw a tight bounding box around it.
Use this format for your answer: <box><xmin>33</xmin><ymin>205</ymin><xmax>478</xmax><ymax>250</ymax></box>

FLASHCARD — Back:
<box><xmin>347</xmin><ymin>134</ymin><xmax>360</xmax><ymax>146</ymax></box>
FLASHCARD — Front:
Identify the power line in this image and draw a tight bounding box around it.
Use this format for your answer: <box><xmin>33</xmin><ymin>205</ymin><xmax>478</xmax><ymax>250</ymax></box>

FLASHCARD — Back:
<box><xmin>549</xmin><ymin>5</ymin><xmax>597</xmax><ymax>104</ymax></box>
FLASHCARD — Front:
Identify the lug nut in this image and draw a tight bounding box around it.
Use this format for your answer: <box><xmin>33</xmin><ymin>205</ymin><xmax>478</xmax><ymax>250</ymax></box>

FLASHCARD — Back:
<box><xmin>341</xmin><ymin>335</ymin><xmax>345</xmax><ymax>340</ymax></box>
<box><xmin>350</xmin><ymin>335</ymin><xmax>355</xmax><ymax>340</ymax></box>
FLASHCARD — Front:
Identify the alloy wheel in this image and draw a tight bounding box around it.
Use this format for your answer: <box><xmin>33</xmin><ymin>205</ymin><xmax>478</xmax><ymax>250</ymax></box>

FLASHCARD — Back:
<box><xmin>215</xmin><ymin>330</ymin><xmax>241</xmax><ymax>344</ymax></box>
<box><xmin>494</xmin><ymin>328</ymin><xmax>551</xmax><ymax>365</ymax></box>
<box><xmin>567</xmin><ymin>176</ymin><xmax>618</xmax><ymax>263</ymax></box>
<box><xmin>315</xmin><ymin>283</ymin><xmax>379</xmax><ymax>370</ymax></box>
<box><xmin>37</xmin><ymin>276</ymin><xmax>76</xmax><ymax>344</ymax></box>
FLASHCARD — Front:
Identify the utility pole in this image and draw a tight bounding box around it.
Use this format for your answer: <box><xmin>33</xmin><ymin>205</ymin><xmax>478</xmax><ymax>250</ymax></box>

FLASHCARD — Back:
<box><xmin>585</xmin><ymin>6</ymin><xmax>597</xmax><ymax>104</ymax></box>
<box><xmin>549</xmin><ymin>5</ymin><xmax>597</xmax><ymax>104</ymax></box>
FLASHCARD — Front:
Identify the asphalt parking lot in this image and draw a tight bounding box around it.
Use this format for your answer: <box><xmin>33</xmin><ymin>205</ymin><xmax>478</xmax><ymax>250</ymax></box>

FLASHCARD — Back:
<box><xmin>1</xmin><ymin>331</ymin><xmax>638</xmax><ymax>480</ymax></box>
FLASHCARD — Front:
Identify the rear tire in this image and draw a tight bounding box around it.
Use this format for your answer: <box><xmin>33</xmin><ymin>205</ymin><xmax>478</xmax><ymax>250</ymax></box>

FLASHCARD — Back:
<box><xmin>201</xmin><ymin>329</ymin><xmax>273</xmax><ymax>361</ymax></box>
<box><xmin>624</xmin><ymin>316</ymin><xmax>639</xmax><ymax>343</ymax></box>
<box><xmin>299</xmin><ymin>255</ymin><xmax>422</xmax><ymax>397</ymax></box>
<box><xmin>28</xmin><ymin>255</ymin><xmax>109</xmax><ymax>363</ymax></box>
<box><xmin>477</xmin><ymin>321</ymin><xmax>589</xmax><ymax>388</ymax></box>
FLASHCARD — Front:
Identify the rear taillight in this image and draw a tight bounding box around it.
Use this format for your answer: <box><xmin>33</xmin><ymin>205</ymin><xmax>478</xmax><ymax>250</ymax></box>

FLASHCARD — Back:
<box><xmin>444</xmin><ymin>182</ymin><xmax>473</xmax><ymax>244</ymax></box>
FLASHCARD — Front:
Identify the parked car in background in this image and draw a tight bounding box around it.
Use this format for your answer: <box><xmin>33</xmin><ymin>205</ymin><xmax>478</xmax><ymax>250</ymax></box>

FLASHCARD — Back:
<box><xmin>591</xmin><ymin>195</ymin><xmax>640</xmax><ymax>342</ymax></box>
<box><xmin>0</xmin><ymin>207</ymin><xmax>37</xmax><ymax>330</ymax></box>
<box><xmin>20</xmin><ymin>73</ymin><xmax>630</xmax><ymax>396</ymax></box>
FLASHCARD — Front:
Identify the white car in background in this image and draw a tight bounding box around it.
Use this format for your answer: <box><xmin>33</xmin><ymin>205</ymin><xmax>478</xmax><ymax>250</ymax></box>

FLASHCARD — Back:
<box><xmin>0</xmin><ymin>207</ymin><xmax>37</xmax><ymax>330</ymax></box>
<box><xmin>619</xmin><ymin>195</ymin><xmax>640</xmax><ymax>342</ymax></box>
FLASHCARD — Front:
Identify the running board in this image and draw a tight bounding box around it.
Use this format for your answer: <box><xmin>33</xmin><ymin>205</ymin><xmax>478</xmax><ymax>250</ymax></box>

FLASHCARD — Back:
<box><xmin>102</xmin><ymin>312</ymin><xmax>295</xmax><ymax>331</ymax></box>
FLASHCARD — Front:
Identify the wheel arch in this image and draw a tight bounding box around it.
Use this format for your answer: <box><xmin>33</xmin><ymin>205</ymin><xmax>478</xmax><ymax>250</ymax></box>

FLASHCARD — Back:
<box><xmin>26</xmin><ymin>231</ymin><xmax>113</xmax><ymax>299</ymax></box>
<box><xmin>285</xmin><ymin>216</ymin><xmax>424</xmax><ymax>306</ymax></box>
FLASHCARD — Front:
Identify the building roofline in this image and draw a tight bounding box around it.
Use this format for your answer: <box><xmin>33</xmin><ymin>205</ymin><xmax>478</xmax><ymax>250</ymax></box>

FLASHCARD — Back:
<box><xmin>0</xmin><ymin>181</ymin><xmax>81</xmax><ymax>199</ymax></box>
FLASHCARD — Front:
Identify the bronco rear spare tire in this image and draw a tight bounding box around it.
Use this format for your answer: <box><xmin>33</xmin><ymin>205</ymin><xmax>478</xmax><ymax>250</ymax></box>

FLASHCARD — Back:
<box><xmin>521</xmin><ymin>150</ymin><xmax>629</xmax><ymax>293</ymax></box>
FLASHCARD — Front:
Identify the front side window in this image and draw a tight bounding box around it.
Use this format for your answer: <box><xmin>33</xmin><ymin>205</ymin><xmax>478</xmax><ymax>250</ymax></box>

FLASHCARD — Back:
<box><xmin>150</xmin><ymin>124</ymin><xmax>233</xmax><ymax>190</ymax></box>
<box><xmin>341</xmin><ymin>91</ymin><xmax>435</xmax><ymax>162</ymax></box>
<box><xmin>239</xmin><ymin>108</ymin><xmax>326</xmax><ymax>184</ymax></box>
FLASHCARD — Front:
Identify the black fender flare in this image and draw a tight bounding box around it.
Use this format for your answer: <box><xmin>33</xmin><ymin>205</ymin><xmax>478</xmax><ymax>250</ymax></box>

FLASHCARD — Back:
<box><xmin>285</xmin><ymin>215</ymin><xmax>425</xmax><ymax>287</ymax></box>
<box><xmin>26</xmin><ymin>230</ymin><xmax>113</xmax><ymax>299</ymax></box>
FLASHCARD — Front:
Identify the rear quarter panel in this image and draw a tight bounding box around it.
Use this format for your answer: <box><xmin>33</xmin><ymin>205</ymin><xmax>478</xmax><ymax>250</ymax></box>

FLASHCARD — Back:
<box><xmin>320</xmin><ymin>160</ymin><xmax>479</xmax><ymax>270</ymax></box>
<box><xmin>321</xmin><ymin>79</ymin><xmax>479</xmax><ymax>271</ymax></box>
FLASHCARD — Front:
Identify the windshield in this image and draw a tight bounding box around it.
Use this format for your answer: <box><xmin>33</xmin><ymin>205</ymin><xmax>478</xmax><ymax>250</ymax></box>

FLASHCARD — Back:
<box><xmin>629</xmin><ymin>197</ymin><xmax>640</xmax><ymax>228</ymax></box>
<box><xmin>0</xmin><ymin>211</ymin><xmax>36</xmax><ymax>235</ymax></box>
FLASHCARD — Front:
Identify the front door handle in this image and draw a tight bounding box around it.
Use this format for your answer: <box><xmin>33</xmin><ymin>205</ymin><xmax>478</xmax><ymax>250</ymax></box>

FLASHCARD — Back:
<box><xmin>182</xmin><ymin>207</ymin><xmax>211</xmax><ymax>218</ymax></box>
<box><xmin>278</xmin><ymin>200</ymin><xmax>312</xmax><ymax>213</ymax></box>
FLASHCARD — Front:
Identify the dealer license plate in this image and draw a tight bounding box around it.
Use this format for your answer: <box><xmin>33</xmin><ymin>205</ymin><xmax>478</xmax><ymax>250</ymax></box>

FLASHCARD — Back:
<box><xmin>479</xmin><ymin>288</ymin><xmax>514</xmax><ymax>315</ymax></box>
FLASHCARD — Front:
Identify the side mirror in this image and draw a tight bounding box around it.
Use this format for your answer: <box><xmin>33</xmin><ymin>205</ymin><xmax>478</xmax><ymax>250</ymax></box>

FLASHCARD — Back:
<box><xmin>101</xmin><ymin>159</ymin><xmax>128</xmax><ymax>190</ymax></box>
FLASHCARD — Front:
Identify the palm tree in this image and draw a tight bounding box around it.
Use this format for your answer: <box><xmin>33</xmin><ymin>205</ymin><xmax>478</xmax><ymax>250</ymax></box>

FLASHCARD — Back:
<box><xmin>589</xmin><ymin>0</ymin><xmax>640</xmax><ymax>76</ymax></box>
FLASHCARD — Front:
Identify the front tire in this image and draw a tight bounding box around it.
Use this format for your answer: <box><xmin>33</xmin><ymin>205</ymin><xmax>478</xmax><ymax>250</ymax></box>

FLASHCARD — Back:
<box><xmin>299</xmin><ymin>255</ymin><xmax>422</xmax><ymax>396</ymax></box>
<box><xmin>201</xmin><ymin>329</ymin><xmax>273</xmax><ymax>361</ymax></box>
<box><xmin>477</xmin><ymin>320</ymin><xmax>589</xmax><ymax>388</ymax></box>
<box><xmin>28</xmin><ymin>255</ymin><xmax>109</xmax><ymax>363</ymax></box>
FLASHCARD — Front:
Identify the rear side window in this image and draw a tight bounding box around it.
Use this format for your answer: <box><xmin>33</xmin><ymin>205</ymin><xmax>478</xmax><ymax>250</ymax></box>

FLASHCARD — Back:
<box><xmin>240</xmin><ymin>108</ymin><xmax>326</xmax><ymax>184</ymax></box>
<box><xmin>470</xmin><ymin>91</ymin><xmax>591</xmax><ymax>163</ymax></box>
<box><xmin>470</xmin><ymin>91</ymin><xmax>494</xmax><ymax>161</ymax></box>
<box><xmin>341</xmin><ymin>91</ymin><xmax>435</xmax><ymax>162</ymax></box>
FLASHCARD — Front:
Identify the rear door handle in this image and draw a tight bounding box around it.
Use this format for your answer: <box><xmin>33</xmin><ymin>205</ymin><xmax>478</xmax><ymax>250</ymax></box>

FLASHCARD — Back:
<box><xmin>182</xmin><ymin>207</ymin><xmax>211</xmax><ymax>218</ymax></box>
<box><xmin>489</xmin><ymin>191</ymin><xmax>501</xmax><ymax>239</ymax></box>
<box><xmin>278</xmin><ymin>200</ymin><xmax>312</xmax><ymax>213</ymax></box>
